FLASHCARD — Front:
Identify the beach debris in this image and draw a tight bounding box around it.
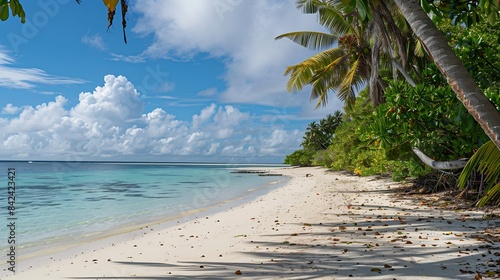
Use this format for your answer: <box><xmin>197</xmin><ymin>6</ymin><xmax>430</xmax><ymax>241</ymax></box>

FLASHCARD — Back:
<box><xmin>235</xmin><ymin>269</ymin><xmax>242</xmax><ymax>275</ymax></box>
<box><xmin>231</xmin><ymin>170</ymin><xmax>266</xmax><ymax>174</ymax></box>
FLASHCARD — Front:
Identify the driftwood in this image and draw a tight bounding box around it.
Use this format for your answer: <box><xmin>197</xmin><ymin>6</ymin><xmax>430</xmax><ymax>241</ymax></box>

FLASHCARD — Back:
<box><xmin>412</xmin><ymin>148</ymin><xmax>468</xmax><ymax>171</ymax></box>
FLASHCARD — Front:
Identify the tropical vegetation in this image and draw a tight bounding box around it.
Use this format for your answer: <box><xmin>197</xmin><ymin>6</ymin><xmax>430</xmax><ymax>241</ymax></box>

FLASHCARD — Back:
<box><xmin>3</xmin><ymin>0</ymin><xmax>499</xmax><ymax>204</ymax></box>
<box><xmin>283</xmin><ymin>0</ymin><xmax>500</xmax><ymax>206</ymax></box>
<box><xmin>284</xmin><ymin>111</ymin><xmax>343</xmax><ymax>166</ymax></box>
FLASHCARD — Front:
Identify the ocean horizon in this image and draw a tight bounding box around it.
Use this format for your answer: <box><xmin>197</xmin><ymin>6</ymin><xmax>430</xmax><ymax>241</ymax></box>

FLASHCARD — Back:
<box><xmin>0</xmin><ymin>161</ymin><xmax>289</xmax><ymax>267</ymax></box>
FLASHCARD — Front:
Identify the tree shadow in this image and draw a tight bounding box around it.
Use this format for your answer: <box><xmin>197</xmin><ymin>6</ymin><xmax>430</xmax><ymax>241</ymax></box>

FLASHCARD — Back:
<box><xmin>66</xmin><ymin>185</ymin><xmax>499</xmax><ymax>279</ymax></box>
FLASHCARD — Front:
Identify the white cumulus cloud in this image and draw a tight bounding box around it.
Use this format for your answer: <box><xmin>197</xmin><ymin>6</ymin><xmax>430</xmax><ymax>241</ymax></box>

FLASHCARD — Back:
<box><xmin>0</xmin><ymin>75</ymin><xmax>300</xmax><ymax>162</ymax></box>
<box><xmin>2</xmin><ymin>104</ymin><xmax>21</xmax><ymax>115</ymax></box>
<box><xmin>131</xmin><ymin>0</ymin><xmax>341</xmax><ymax>115</ymax></box>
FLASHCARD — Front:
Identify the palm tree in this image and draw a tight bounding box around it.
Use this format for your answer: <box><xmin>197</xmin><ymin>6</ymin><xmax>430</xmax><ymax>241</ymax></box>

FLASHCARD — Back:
<box><xmin>302</xmin><ymin>121</ymin><xmax>321</xmax><ymax>151</ymax></box>
<box><xmin>393</xmin><ymin>0</ymin><xmax>500</xmax><ymax>150</ymax></box>
<box><xmin>276</xmin><ymin>1</ymin><xmax>377</xmax><ymax>108</ymax></box>
<box><xmin>276</xmin><ymin>0</ymin><xmax>419</xmax><ymax>108</ymax></box>
<box><xmin>301</xmin><ymin>111</ymin><xmax>343</xmax><ymax>151</ymax></box>
<box><xmin>276</xmin><ymin>1</ymin><xmax>369</xmax><ymax>107</ymax></box>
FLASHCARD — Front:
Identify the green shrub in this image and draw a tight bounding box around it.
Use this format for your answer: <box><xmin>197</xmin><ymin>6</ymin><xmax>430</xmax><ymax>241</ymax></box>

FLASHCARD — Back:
<box><xmin>312</xmin><ymin>149</ymin><xmax>335</xmax><ymax>167</ymax></box>
<box><xmin>284</xmin><ymin>150</ymin><xmax>314</xmax><ymax>166</ymax></box>
<box><xmin>327</xmin><ymin>89</ymin><xmax>391</xmax><ymax>176</ymax></box>
<box><xmin>372</xmin><ymin>80</ymin><xmax>488</xmax><ymax>162</ymax></box>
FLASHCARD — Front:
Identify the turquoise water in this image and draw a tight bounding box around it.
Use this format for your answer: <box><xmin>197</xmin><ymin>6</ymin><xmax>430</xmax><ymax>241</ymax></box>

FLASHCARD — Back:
<box><xmin>0</xmin><ymin>161</ymin><xmax>288</xmax><ymax>260</ymax></box>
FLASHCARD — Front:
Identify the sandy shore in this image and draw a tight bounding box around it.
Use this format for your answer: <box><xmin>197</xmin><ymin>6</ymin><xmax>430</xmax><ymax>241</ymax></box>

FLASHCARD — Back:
<box><xmin>3</xmin><ymin>166</ymin><xmax>499</xmax><ymax>279</ymax></box>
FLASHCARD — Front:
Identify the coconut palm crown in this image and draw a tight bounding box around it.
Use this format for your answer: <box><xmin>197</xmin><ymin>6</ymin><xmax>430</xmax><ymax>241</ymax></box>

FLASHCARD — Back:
<box><xmin>276</xmin><ymin>0</ymin><xmax>418</xmax><ymax>109</ymax></box>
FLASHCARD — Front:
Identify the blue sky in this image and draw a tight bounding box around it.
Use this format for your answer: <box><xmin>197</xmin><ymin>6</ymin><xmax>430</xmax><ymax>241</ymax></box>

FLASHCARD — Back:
<box><xmin>0</xmin><ymin>0</ymin><xmax>342</xmax><ymax>163</ymax></box>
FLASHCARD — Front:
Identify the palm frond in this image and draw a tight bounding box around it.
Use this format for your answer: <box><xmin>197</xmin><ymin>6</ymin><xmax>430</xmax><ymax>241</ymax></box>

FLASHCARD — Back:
<box><xmin>296</xmin><ymin>0</ymin><xmax>354</xmax><ymax>35</ymax></box>
<box><xmin>317</xmin><ymin>4</ymin><xmax>353</xmax><ymax>35</ymax></box>
<box><xmin>310</xmin><ymin>56</ymin><xmax>347</xmax><ymax>86</ymax></box>
<box><xmin>275</xmin><ymin>31</ymin><xmax>338</xmax><ymax>50</ymax></box>
<box><xmin>284</xmin><ymin>47</ymin><xmax>346</xmax><ymax>93</ymax></box>
<box><xmin>310</xmin><ymin>78</ymin><xmax>329</xmax><ymax>108</ymax></box>
<box><xmin>284</xmin><ymin>64</ymin><xmax>314</xmax><ymax>92</ymax></box>
<box><xmin>309</xmin><ymin>58</ymin><xmax>347</xmax><ymax>108</ymax></box>
<box><xmin>414</xmin><ymin>39</ymin><xmax>425</xmax><ymax>57</ymax></box>
<box><xmin>477</xmin><ymin>182</ymin><xmax>500</xmax><ymax>206</ymax></box>
<box><xmin>458</xmin><ymin>140</ymin><xmax>500</xmax><ymax>206</ymax></box>
<box><xmin>308</xmin><ymin>48</ymin><xmax>349</xmax><ymax>106</ymax></box>
<box><xmin>337</xmin><ymin>58</ymin><xmax>367</xmax><ymax>105</ymax></box>
<box><xmin>295</xmin><ymin>0</ymin><xmax>321</xmax><ymax>14</ymax></box>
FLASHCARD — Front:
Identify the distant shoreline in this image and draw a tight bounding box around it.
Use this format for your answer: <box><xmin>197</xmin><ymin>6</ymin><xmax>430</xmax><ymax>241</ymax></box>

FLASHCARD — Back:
<box><xmin>0</xmin><ymin>160</ymin><xmax>289</xmax><ymax>165</ymax></box>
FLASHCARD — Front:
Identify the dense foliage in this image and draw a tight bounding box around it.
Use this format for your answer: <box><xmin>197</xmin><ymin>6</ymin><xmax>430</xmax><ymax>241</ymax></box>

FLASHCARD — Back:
<box><xmin>301</xmin><ymin>112</ymin><xmax>343</xmax><ymax>152</ymax></box>
<box><xmin>283</xmin><ymin>149</ymin><xmax>315</xmax><ymax>167</ymax></box>
<box><xmin>372</xmin><ymin>79</ymin><xmax>489</xmax><ymax>162</ymax></box>
<box><xmin>284</xmin><ymin>14</ymin><xmax>500</xmax><ymax>204</ymax></box>
<box><xmin>441</xmin><ymin>18</ymin><xmax>500</xmax><ymax>110</ymax></box>
<box><xmin>285</xmin><ymin>111</ymin><xmax>343</xmax><ymax>166</ymax></box>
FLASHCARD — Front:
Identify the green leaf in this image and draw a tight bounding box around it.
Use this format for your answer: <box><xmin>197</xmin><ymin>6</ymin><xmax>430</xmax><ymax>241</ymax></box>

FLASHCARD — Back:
<box><xmin>458</xmin><ymin>141</ymin><xmax>500</xmax><ymax>206</ymax></box>
<box><xmin>0</xmin><ymin>4</ymin><xmax>9</xmax><ymax>21</ymax></box>
<box><xmin>421</xmin><ymin>0</ymin><xmax>432</xmax><ymax>13</ymax></box>
<box><xmin>356</xmin><ymin>0</ymin><xmax>366</xmax><ymax>19</ymax></box>
<box><xmin>275</xmin><ymin>31</ymin><xmax>338</xmax><ymax>50</ymax></box>
<box><xmin>356</xmin><ymin>0</ymin><xmax>372</xmax><ymax>20</ymax></box>
<box><xmin>9</xmin><ymin>0</ymin><xmax>17</xmax><ymax>15</ymax></box>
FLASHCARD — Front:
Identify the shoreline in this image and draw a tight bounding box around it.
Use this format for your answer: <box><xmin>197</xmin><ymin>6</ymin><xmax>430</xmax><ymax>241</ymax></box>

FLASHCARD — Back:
<box><xmin>3</xmin><ymin>166</ymin><xmax>499</xmax><ymax>279</ymax></box>
<box><xmin>2</xmin><ymin>169</ymin><xmax>289</xmax><ymax>275</ymax></box>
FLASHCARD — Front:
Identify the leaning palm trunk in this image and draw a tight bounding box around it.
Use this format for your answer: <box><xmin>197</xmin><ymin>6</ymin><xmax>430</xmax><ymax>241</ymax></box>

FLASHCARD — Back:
<box><xmin>394</xmin><ymin>0</ymin><xmax>500</xmax><ymax>150</ymax></box>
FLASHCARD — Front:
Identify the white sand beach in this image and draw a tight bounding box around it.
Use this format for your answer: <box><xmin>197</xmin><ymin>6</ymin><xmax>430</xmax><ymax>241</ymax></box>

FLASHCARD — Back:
<box><xmin>3</xmin><ymin>166</ymin><xmax>499</xmax><ymax>279</ymax></box>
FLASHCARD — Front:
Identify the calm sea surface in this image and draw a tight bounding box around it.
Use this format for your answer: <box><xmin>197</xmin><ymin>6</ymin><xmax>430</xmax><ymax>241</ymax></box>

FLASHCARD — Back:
<box><xmin>0</xmin><ymin>161</ymin><xmax>288</xmax><ymax>260</ymax></box>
